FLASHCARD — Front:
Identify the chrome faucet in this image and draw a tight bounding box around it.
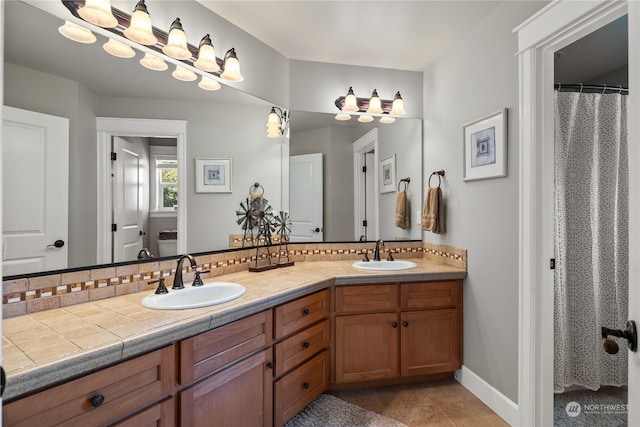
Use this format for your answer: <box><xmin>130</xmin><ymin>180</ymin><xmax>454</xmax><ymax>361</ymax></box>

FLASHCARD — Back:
<box><xmin>374</xmin><ymin>239</ymin><xmax>385</xmax><ymax>261</ymax></box>
<box><xmin>173</xmin><ymin>254</ymin><xmax>197</xmax><ymax>290</ymax></box>
<box><xmin>137</xmin><ymin>248</ymin><xmax>152</xmax><ymax>260</ymax></box>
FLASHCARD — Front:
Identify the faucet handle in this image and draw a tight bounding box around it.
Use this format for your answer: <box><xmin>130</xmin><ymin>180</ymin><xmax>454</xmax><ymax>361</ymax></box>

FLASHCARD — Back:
<box><xmin>387</xmin><ymin>251</ymin><xmax>394</xmax><ymax>262</ymax></box>
<box><xmin>361</xmin><ymin>251</ymin><xmax>370</xmax><ymax>262</ymax></box>
<box><xmin>149</xmin><ymin>277</ymin><xmax>169</xmax><ymax>294</ymax></box>
<box><xmin>192</xmin><ymin>270</ymin><xmax>211</xmax><ymax>287</ymax></box>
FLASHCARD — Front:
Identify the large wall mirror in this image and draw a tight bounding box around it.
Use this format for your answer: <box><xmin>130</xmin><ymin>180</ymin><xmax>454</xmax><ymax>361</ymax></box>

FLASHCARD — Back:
<box><xmin>2</xmin><ymin>0</ymin><xmax>421</xmax><ymax>279</ymax></box>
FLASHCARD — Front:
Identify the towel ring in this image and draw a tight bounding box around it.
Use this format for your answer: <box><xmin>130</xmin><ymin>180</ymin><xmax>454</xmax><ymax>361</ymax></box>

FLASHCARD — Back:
<box><xmin>428</xmin><ymin>170</ymin><xmax>445</xmax><ymax>188</ymax></box>
<box><xmin>249</xmin><ymin>182</ymin><xmax>264</xmax><ymax>197</ymax></box>
<box><xmin>398</xmin><ymin>177</ymin><xmax>410</xmax><ymax>192</ymax></box>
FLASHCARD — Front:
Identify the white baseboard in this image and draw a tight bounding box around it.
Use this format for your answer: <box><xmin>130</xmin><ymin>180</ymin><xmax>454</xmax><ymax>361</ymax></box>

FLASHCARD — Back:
<box><xmin>454</xmin><ymin>365</ymin><xmax>519</xmax><ymax>426</ymax></box>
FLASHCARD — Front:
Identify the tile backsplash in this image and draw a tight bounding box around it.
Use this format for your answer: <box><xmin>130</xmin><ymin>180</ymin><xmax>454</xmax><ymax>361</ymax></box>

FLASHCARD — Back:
<box><xmin>2</xmin><ymin>241</ymin><xmax>464</xmax><ymax>318</ymax></box>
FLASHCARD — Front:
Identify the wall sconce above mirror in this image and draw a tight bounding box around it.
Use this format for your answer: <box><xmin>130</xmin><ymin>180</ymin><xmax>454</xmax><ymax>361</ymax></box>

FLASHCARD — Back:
<box><xmin>334</xmin><ymin>87</ymin><xmax>406</xmax><ymax>124</ymax></box>
<box><xmin>266</xmin><ymin>106</ymin><xmax>289</xmax><ymax>138</ymax></box>
<box><xmin>60</xmin><ymin>0</ymin><xmax>244</xmax><ymax>85</ymax></box>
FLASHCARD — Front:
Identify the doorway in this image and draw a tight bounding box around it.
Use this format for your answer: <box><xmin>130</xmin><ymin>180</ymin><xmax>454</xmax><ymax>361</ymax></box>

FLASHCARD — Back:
<box><xmin>353</xmin><ymin>129</ymin><xmax>379</xmax><ymax>241</ymax></box>
<box><xmin>96</xmin><ymin>118</ymin><xmax>187</xmax><ymax>264</ymax></box>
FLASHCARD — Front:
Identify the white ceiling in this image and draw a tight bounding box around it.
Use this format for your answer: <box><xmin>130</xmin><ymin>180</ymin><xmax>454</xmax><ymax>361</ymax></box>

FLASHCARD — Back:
<box><xmin>197</xmin><ymin>1</ymin><xmax>504</xmax><ymax>71</ymax></box>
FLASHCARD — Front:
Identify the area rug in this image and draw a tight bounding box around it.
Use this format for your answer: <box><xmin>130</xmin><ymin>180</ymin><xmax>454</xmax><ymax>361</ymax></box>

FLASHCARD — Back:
<box><xmin>554</xmin><ymin>386</ymin><xmax>627</xmax><ymax>427</ymax></box>
<box><xmin>284</xmin><ymin>394</ymin><xmax>408</xmax><ymax>427</ymax></box>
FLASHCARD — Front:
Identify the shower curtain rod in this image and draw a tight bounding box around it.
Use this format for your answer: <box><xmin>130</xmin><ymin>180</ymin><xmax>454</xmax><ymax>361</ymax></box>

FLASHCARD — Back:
<box><xmin>555</xmin><ymin>83</ymin><xmax>629</xmax><ymax>93</ymax></box>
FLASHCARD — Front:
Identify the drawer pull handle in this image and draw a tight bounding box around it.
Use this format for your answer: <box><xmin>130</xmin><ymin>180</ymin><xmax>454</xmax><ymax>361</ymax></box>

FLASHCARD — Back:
<box><xmin>303</xmin><ymin>382</ymin><xmax>310</xmax><ymax>389</ymax></box>
<box><xmin>267</xmin><ymin>362</ymin><xmax>274</xmax><ymax>369</ymax></box>
<box><xmin>302</xmin><ymin>308</ymin><xmax>310</xmax><ymax>316</ymax></box>
<box><xmin>391</xmin><ymin>322</ymin><xmax>398</xmax><ymax>328</ymax></box>
<box><xmin>90</xmin><ymin>394</ymin><xmax>105</xmax><ymax>408</ymax></box>
<box><xmin>403</xmin><ymin>321</ymin><xmax>409</xmax><ymax>327</ymax></box>
<box><xmin>303</xmin><ymin>341</ymin><xmax>310</xmax><ymax>349</ymax></box>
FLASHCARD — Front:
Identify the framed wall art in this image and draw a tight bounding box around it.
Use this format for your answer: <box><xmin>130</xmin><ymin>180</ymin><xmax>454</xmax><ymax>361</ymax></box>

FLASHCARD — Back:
<box><xmin>463</xmin><ymin>108</ymin><xmax>507</xmax><ymax>181</ymax></box>
<box><xmin>195</xmin><ymin>157</ymin><xmax>232</xmax><ymax>193</ymax></box>
<box><xmin>380</xmin><ymin>154</ymin><xmax>396</xmax><ymax>193</ymax></box>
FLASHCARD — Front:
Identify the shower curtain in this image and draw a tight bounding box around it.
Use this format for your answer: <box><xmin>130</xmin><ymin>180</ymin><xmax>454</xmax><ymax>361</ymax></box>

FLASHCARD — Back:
<box><xmin>554</xmin><ymin>90</ymin><xmax>628</xmax><ymax>393</ymax></box>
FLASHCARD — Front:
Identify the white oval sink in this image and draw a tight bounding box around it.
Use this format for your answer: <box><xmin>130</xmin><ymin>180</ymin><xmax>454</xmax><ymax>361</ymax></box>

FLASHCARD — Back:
<box><xmin>352</xmin><ymin>260</ymin><xmax>417</xmax><ymax>271</ymax></box>
<box><xmin>142</xmin><ymin>282</ymin><xmax>246</xmax><ymax>310</ymax></box>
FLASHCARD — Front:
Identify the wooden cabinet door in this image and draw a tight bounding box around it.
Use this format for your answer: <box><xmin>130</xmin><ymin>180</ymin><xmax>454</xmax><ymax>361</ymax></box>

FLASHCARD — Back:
<box><xmin>179</xmin><ymin>349</ymin><xmax>273</xmax><ymax>427</ymax></box>
<box><xmin>334</xmin><ymin>313</ymin><xmax>399</xmax><ymax>383</ymax></box>
<box><xmin>111</xmin><ymin>397</ymin><xmax>174</xmax><ymax>426</ymax></box>
<box><xmin>400</xmin><ymin>309</ymin><xmax>461</xmax><ymax>376</ymax></box>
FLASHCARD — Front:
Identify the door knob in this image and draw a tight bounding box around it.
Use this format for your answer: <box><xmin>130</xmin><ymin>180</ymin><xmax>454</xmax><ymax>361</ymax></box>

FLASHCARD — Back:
<box><xmin>602</xmin><ymin>321</ymin><xmax>637</xmax><ymax>354</ymax></box>
<box><xmin>310</xmin><ymin>227</ymin><xmax>320</xmax><ymax>233</ymax></box>
<box><xmin>139</xmin><ymin>230</ymin><xmax>146</xmax><ymax>236</ymax></box>
<box><xmin>46</xmin><ymin>240</ymin><xmax>65</xmax><ymax>248</ymax></box>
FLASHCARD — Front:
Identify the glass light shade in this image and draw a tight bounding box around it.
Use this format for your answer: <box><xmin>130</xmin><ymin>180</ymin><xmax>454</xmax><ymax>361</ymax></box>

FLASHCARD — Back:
<box><xmin>267</xmin><ymin>109</ymin><xmax>280</xmax><ymax>126</ymax></box>
<box><xmin>366</xmin><ymin>90</ymin><xmax>383</xmax><ymax>114</ymax></box>
<box><xmin>140</xmin><ymin>53</ymin><xmax>167</xmax><ymax>71</ymax></box>
<box><xmin>342</xmin><ymin>87</ymin><xmax>359</xmax><ymax>112</ymax></box>
<box><xmin>220</xmin><ymin>48</ymin><xmax>244</xmax><ymax>82</ymax></box>
<box><xmin>103</xmin><ymin>39</ymin><xmax>135</xmax><ymax>58</ymax></box>
<box><xmin>335</xmin><ymin>113</ymin><xmax>351</xmax><ymax>121</ymax></box>
<box><xmin>58</xmin><ymin>21</ymin><xmax>96</xmax><ymax>44</ymax></box>
<box><xmin>124</xmin><ymin>1</ymin><xmax>157</xmax><ymax>46</ymax></box>
<box><xmin>194</xmin><ymin>35</ymin><xmax>220</xmax><ymax>72</ymax></box>
<box><xmin>390</xmin><ymin>91</ymin><xmax>406</xmax><ymax>115</ymax></box>
<box><xmin>172</xmin><ymin>65</ymin><xmax>197</xmax><ymax>82</ymax></box>
<box><xmin>78</xmin><ymin>0</ymin><xmax>118</xmax><ymax>28</ymax></box>
<box><xmin>267</xmin><ymin>130</ymin><xmax>281</xmax><ymax>138</ymax></box>
<box><xmin>357</xmin><ymin>115</ymin><xmax>374</xmax><ymax>123</ymax></box>
<box><xmin>162</xmin><ymin>18</ymin><xmax>192</xmax><ymax>60</ymax></box>
<box><xmin>379</xmin><ymin>116</ymin><xmax>396</xmax><ymax>124</ymax></box>
<box><xmin>198</xmin><ymin>76</ymin><xmax>221</xmax><ymax>91</ymax></box>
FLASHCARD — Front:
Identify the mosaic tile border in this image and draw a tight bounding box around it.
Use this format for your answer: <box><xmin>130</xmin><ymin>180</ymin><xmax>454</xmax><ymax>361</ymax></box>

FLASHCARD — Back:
<box><xmin>2</xmin><ymin>241</ymin><xmax>464</xmax><ymax>318</ymax></box>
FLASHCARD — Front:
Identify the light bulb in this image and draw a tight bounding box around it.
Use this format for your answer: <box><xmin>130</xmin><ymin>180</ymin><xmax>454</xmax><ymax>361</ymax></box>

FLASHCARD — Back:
<box><xmin>103</xmin><ymin>39</ymin><xmax>135</xmax><ymax>58</ymax></box>
<box><xmin>390</xmin><ymin>91</ymin><xmax>406</xmax><ymax>116</ymax></box>
<box><xmin>357</xmin><ymin>115</ymin><xmax>374</xmax><ymax>123</ymax></box>
<box><xmin>220</xmin><ymin>48</ymin><xmax>244</xmax><ymax>82</ymax></box>
<box><xmin>198</xmin><ymin>76</ymin><xmax>221</xmax><ymax>91</ymax></box>
<box><xmin>172</xmin><ymin>65</ymin><xmax>197</xmax><ymax>82</ymax></box>
<box><xmin>366</xmin><ymin>89</ymin><xmax>383</xmax><ymax>114</ymax></box>
<box><xmin>335</xmin><ymin>114</ymin><xmax>351</xmax><ymax>121</ymax></box>
<box><xmin>194</xmin><ymin>34</ymin><xmax>220</xmax><ymax>72</ymax></box>
<box><xmin>124</xmin><ymin>0</ymin><xmax>157</xmax><ymax>46</ymax></box>
<box><xmin>379</xmin><ymin>116</ymin><xmax>396</xmax><ymax>124</ymax></box>
<box><xmin>78</xmin><ymin>0</ymin><xmax>117</xmax><ymax>28</ymax></box>
<box><xmin>58</xmin><ymin>21</ymin><xmax>96</xmax><ymax>44</ymax></box>
<box><xmin>140</xmin><ymin>53</ymin><xmax>167</xmax><ymax>71</ymax></box>
<box><xmin>343</xmin><ymin>87</ymin><xmax>359</xmax><ymax>112</ymax></box>
<box><xmin>163</xmin><ymin>18</ymin><xmax>191</xmax><ymax>60</ymax></box>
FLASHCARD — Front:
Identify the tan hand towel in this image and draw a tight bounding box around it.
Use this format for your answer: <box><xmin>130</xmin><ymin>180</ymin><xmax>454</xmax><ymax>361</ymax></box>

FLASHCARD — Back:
<box><xmin>395</xmin><ymin>191</ymin><xmax>409</xmax><ymax>229</ymax></box>
<box><xmin>421</xmin><ymin>187</ymin><xmax>445</xmax><ymax>234</ymax></box>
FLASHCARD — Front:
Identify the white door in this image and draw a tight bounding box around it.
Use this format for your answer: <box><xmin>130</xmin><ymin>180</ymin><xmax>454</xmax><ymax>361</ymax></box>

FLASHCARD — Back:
<box><xmin>112</xmin><ymin>136</ymin><xmax>144</xmax><ymax>262</ymax></box>
<box><xmin>2</xmin><ymin>106</ymin><xmax>69</xmax><ymax>276</ymax></box>
<box><xmin>353</xmin><ymin>129</ymin><xmax>379</xmax><ymax>241</ymax></box>
<box><xmin>289</xmin><ymin>153</ymin><xmax>323</xmax><ymax>242</ymax></box>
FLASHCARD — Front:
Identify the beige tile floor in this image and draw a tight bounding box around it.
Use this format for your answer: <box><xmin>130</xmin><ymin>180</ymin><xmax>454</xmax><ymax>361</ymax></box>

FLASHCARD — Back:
<box><xmin>329</xmin><ymin>379</ymin><xmax>510</xmax><ymax>427</ymax></box>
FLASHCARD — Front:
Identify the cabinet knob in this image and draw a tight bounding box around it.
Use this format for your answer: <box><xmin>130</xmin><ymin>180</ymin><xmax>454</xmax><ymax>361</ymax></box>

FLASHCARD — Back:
<box><xmin>391</xmin><ymin>322</ymin><xmax>398</xmax><ymax>328</ymax></box>
<box><xmin>302</xmin><ymin>341</ymin><xmax>310</xmax><ymax>349</ymax></box>
<box><xmin>302</xmin><ymin>308</ymin><xmax>310</xmax><ymax>316</ymax></box>
<box><xmin>303</xmin><ymin>382</ymin><xmax>310</xmax><ymax>389</ymax></box>
<box><xmin>266</xmin><ymin>361</ymin><xmax>274</xmax><ymax>369</ymax></box>
<box><xmin>403</xmin><ymin>321</ymin><xmax>409</xmax><ymax>327</ymax></box>
<box><xmin>90</xmin><ymin>394</ymin><xmax>105</xmax><ymax>408</ymax></box>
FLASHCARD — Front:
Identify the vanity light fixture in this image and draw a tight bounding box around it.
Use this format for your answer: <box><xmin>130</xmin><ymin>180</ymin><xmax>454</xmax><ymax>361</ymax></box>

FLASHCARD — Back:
<box><xmin>78</xmin><ymin>0</ymin><xmax>118</xmax><ymax>28</ymax></box>
<box><xmin>357</xmin><ymin>115</ymin><xmax>374</xmax><ymax>123</ymax></box>
<box><xmin>103</xmin><ymin>38</ymin><xmax>136</xmax><ymax>58</ymax></box>
<box><xmin>220</xmin><ymin>48</ymin><xmax>244</xmax><ymax>82</ymax></box>
<box><xmin>194</xmin><ymin>34</ymin><xmax>221</xmax><ymax>72</ymax></box>
<box><xmin>198</xmin><ymin>75</ymin><xmax>221</xmax><ymax>91</ymax></box>
<box><xmin>123</xmin><ymin>0</ymin><xmax>157</xmax><ymax>46</ymax></box>
<box><xmin>334</xmin><ymin>88</ymin><xmax>407</xmax><ymax>121</ymax></box>
<box><xmin>172</xmin><ymin>65</ymin><xmax>197</xmax><ymax>82</ymax></box>
<box><xmin>163</xmin><ymin>18</ymin><xmax>192</xmax><ymax>60</ymax></box>
<box><xmin>140</xmin><ymin>53</ymin><xmax>168</xmax><ymax>71</ymax></box>
<box><xmin>58</xmin><ymin>20</ymin><xmax>96</xmax><ymax>44</ymax></box>
<box><xmin>335</xmin><ymin>113</ymin><xmax>351</xmax><ymax>121</ymax></box>
<box><xmin>266</xmin><ymin>107</ymin><xmax>288</xmax><ymax>138</ymax></box>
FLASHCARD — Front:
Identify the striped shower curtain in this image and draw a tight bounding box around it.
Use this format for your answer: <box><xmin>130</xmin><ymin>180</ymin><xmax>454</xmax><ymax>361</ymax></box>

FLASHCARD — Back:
<box><xmin>553</xmin><ymin>90</ymin><xmax>629</xmax><ymax>392</ymax></box>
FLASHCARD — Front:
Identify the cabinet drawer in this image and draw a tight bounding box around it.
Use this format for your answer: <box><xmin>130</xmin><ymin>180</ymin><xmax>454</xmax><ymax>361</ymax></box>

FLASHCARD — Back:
<box><xmin>335</xmin><ymin>284</ymin><xmax>398</xmax><ymax>313</ymax></box>
<box><xmin>3</xmin><ymin>346</ymin><xmax>174</xmax><ymax>427</ymax></box>
<box><xmin>274</xmin><ymin>319</ymin><xmax>329</xmax><ymax>377</ymax></box>
<box><xmin>274</xmin><ymin>350</ymin><xmax>329</xmax><ymax>426</ymax></box>
<box><xmin>111</xmin><ymin>397</ymin><xmax>174</xmax><ymax>426</ymax></box>
<box><xmin>274</xmin><ymin>289</ymin><xmax>329</xmax><ymax>339</ymax></box>
<box><xmin>400</xmin><ymin>281</ymin><xmax>460</xmax><ymax>309</ymax></box>
<box><xmin>180</xmin><ymin>310</ymin><xmax>272</xmax><ymax>384</ymax></box>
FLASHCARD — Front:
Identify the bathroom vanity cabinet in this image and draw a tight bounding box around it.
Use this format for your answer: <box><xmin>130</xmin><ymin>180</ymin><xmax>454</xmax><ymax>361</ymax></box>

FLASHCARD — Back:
<box><xmin>333</xmin><ymin>280</ymin><xmax>462</xmax><ymax>384</ymax></box>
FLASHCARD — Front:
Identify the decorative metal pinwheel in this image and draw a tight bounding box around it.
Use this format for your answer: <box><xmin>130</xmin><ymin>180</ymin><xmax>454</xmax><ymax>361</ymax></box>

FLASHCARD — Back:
<box><xmin>235</xmin><ymin>198</ymin><xmax>254</xmax><ymax>230</ymax></box>
<box><xmin>275</xmin><ymin>211</ymin><xmax>292</xmax><ymax>242</ymax></box>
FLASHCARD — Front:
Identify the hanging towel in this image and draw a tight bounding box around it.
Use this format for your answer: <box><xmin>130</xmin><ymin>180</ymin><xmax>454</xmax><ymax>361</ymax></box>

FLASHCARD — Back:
<box><xmin>421</xmin><ymin>187</ymin><xmax>445</xmax><ymax>234</ymax></box>
<box><xmin>395</xmin><ymin>191</ymin><xmax>410</xmax><ymax>229</ymax></box>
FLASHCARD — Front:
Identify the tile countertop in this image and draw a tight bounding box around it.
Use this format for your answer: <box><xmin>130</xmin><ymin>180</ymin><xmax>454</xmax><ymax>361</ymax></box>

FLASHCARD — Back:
<box><xmin>1</xmin><ymin>259</ymin><xmax>466</xmax><ymax>401</ymax></box>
